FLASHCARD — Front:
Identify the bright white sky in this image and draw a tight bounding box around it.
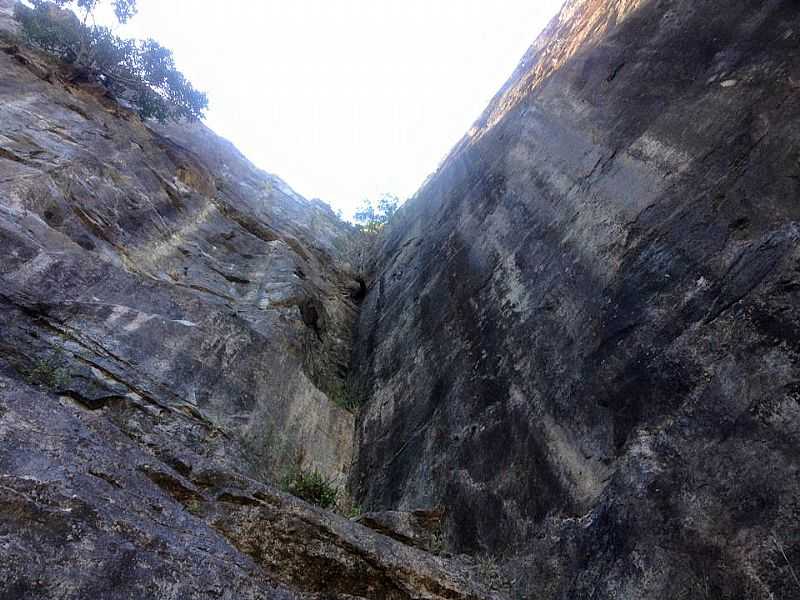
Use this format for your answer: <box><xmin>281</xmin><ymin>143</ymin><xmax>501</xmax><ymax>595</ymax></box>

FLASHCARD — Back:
<box><xmin>114</xmin><ymin>1</ymin><xmax>563</xmax><ymax>218</ymax></box>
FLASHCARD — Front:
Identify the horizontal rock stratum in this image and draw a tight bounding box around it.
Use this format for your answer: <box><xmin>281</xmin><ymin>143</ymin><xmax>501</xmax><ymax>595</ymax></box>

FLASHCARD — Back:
<box><xmin>1</xmin><ymin>0</ymin><xmax>800</xmax><ymax>599</ymax></box>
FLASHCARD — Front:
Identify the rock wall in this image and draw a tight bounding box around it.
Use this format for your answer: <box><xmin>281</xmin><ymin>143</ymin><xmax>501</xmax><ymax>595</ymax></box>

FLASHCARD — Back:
<box><xmin>0</xmin><ymin>372</ymin><xmax>501</xmax><ymax>600</ymax></box>
<box><xmin>3</xmin><ymin>0</ymin><xmax>800</xmax><ymax>597</ymax></box>
<box><xmin>0</xmin><ymin>2</ymin><xmax>508</xmax><ymax>598</ymax></box>
<box><xmin>0</xmin><ymin>0</ymin><xmax>357</xmax><ymax>485</ymax></box>
<box><xmin>351</xmin><ymin>1</ymin><xmax>800</xmax><ymax>598</ymax></box>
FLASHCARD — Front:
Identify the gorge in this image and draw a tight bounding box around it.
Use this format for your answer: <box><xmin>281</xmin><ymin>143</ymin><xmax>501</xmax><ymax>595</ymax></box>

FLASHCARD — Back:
<box><xmin>1</xmin><ymin>0</ymin><xmax>799</xmax><ymax>599</ymax></box>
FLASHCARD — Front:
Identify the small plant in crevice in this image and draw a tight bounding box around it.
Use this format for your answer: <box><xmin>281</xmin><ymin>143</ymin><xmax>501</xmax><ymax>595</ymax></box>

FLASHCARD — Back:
<box><xmin>429</xmin><ymin>530</ymin><xmax>446</xmax><ymax>555</ymax></box>
<box><xmin>327</xmin><ymin>377</ymin><xmax>368</xmax><ymax>413</ymax></box>
<box><xmin>344</xmin><ymin>503</ymin><xmax>363</xmax><ymax>519</ymax></box>
<box><xmin>281</xmin><ymin>466</ymin><xmax>339</xmax><ymax>509</ymax></box>
<box><xmin>184</xmin><ymin>497</ymin><xmax>205</xmax><ymax>516</ymax></box>
<box><xmin>474</xmin><ymin>553</ymin><xmax>513</xmax><ymax>593</ymax></box>
<box><xmin>27</xmin><ymin>353</ymin><xmax>70</xmax><ymax>390</ymax></box>
<box><xmin>328</xmin><ymin>379</ymin><xmax>360</xmax><ymax>412</ymax></box>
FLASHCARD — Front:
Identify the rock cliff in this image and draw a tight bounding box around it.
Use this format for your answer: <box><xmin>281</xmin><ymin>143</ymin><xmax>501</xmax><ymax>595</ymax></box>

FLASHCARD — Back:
<box><xmin>0</xmin><ymin>0</ymin><xmax>355</xmax><ymax>486</ymax></box>
<box><xmin>351</xmin><ymin>0</ymin><xmax>800</xmax><ymax>598</ymax></box>
<box><xmin>0</xmin><ymin>0</ymin><xmax>500</xmax><ymax>598</ymax></box>
<box><xmin>2</xmin><ymin>0</ymin><xmax>800</xmax><ymax>598</ymax></box>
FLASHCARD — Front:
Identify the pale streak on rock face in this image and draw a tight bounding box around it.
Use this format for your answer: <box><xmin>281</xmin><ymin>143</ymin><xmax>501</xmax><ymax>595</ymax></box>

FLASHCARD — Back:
<box><xmin>508</xmin><ymin>385</ymin><xmax>610</xmax><ymax>508</ymax></box>
<box><xmin>121</xmin><ymin>309</ymin><xmax>155</xmax><ymax>333</ymax></box>
<box><xmin>172</xmin><ymin>319</ymin><xmax>198</xmax><ymax>327</ymax></box>
<box><xmin>125</xmin><ymin>201</ymin><xmax>220</xmax><ymax>274</ymax></box>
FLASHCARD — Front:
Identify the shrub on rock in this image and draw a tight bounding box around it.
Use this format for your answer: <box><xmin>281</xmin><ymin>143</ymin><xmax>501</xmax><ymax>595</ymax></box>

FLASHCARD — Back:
<box><xmin>14</xmin><ymin>0</ymin><xmax>207</xmax><ymax>121</ymax></box>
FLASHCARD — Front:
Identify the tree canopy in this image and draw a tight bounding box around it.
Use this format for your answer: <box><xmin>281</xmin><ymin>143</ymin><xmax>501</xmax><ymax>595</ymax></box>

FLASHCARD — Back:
<box><xmin>353</xmin><ymin>193</ymin><xmax>400</xmax><ymax>234</ymax></box>
<box><xmin>14</xmin><ymin>0</ymin><xmax>208</xmax><ymax>122</ymax></box>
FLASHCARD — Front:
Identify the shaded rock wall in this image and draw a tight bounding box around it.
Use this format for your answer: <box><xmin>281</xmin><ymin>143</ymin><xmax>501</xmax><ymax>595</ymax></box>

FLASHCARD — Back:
<box><xmin>351</xmin><ymin>0</ymin><xmax>800</xmax><ymax>598</ymax></box>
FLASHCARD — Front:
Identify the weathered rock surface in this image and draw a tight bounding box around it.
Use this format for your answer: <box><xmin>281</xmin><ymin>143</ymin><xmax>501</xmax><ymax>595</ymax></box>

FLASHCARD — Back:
<box><xmin>0</xmin><ymin>1</ymin><xmax>503</xmax><ymax>597</ymax></box>
<box><xmin>0</xmin><ymin>0</ymin><xmax>355</xmax><ymax>485</ymax></box>
<box><xmin>356</xmin><ymin>507</ymin><xmax>445</xmax><ymax>551</ymax></box>
<box><xmin>4</xmin><ymin>0</ymin><xmax>800</xmax><ymax>597</ymax></box>
<box><xmin>351</xmin><ymin>0</ymin><xmax>800</xmax><ymax>598</ymax></box>
<box><xmin>0</xmin><ymin>373</ymin><xmax>298</xmax><ymax>600</ymax></box>
<box><xmin>0</xmin><ymin>372</ymin><xmax>503</xmax><ymax>600</ymax></box>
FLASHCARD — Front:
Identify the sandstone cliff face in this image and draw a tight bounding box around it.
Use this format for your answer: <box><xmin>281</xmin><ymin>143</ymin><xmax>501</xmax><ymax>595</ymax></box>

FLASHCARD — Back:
<box><xmin>352</xmin><ymin>0</ymin><xmax>800</xmax><ymax>598</ymax></box>
<box><xmin>0</xmin><ymin>2</ymin><xmax>503</xmax><ymax>598</ymax></box>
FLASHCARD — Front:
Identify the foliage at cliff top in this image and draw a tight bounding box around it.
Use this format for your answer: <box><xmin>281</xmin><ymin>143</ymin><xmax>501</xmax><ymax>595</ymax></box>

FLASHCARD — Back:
<box><xmin>14</xmin><ymin>0</ymin><xmax>208</xmax><ymax>122</ymax></box>
<box><xmin>353</xmin><ymin>193</ymin><xmax>400</xmax><ymax>234</ymax></box>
